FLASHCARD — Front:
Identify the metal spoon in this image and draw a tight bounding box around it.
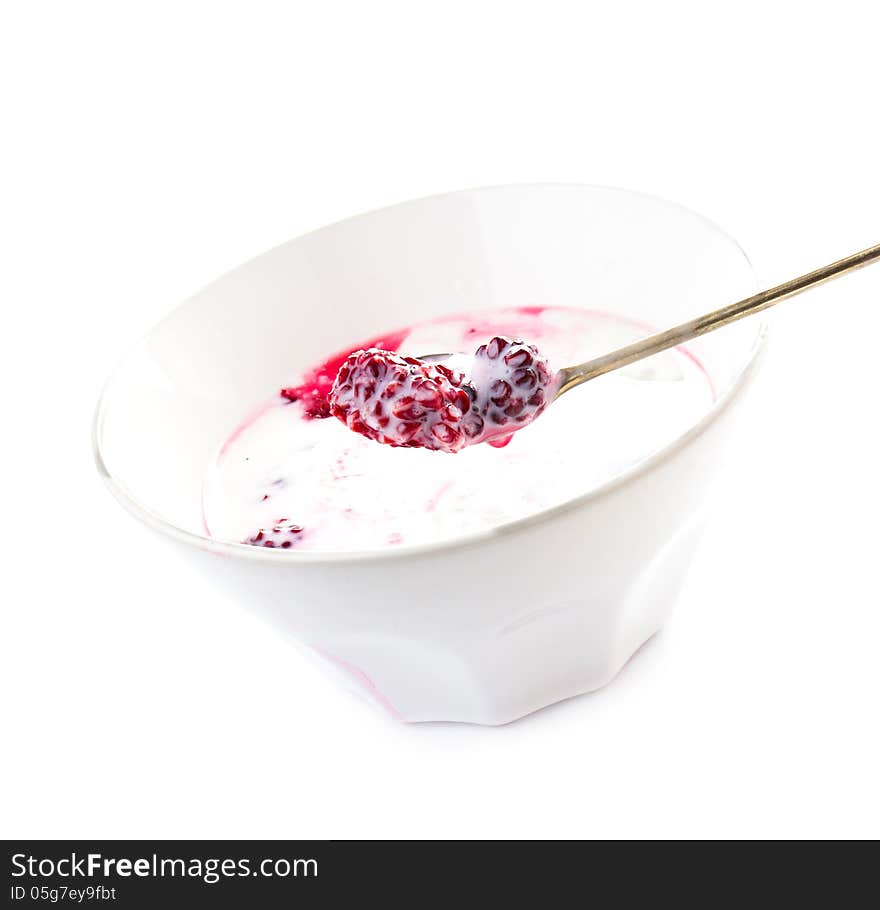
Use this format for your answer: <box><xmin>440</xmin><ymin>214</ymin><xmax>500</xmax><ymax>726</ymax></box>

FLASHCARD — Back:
<box><xmin>424</xmin><ymin>241</ymin><xmax>880</xmax><ymax>398</ymax></box>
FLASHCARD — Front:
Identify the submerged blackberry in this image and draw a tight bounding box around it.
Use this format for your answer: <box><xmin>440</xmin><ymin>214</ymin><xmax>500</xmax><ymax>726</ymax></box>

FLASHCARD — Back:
<box><xmin>244</xmin><ymin>518</ymin><xmax>305</xmax><ymax>549</ymax></box>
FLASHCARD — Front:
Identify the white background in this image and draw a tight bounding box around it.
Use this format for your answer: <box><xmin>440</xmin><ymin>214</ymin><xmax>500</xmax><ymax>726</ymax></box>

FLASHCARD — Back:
<box><xmin>2</xmin><ymin>1</ymin><xmax>878</xmax><ymax>840</ymax></box>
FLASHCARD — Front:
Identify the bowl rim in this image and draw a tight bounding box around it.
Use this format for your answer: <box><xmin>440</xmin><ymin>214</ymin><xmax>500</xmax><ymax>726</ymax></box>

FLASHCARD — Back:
<box><xmin>93</xmin><ymin>182</ymin><xmax>766</xmax><ymax>565</ymax></box>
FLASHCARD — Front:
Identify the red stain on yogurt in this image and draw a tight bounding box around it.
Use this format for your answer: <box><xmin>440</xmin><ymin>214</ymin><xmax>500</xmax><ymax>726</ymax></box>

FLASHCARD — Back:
<box><xmin>281</xmin><ymin>329</ymin><xmax>410</xmax><ymax>418</ymax></box>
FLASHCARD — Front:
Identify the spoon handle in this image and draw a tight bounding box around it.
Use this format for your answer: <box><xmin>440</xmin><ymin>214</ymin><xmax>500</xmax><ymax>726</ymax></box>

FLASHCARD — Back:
<box><xmin>555</xmin><ymin>241</ymin><xmax>880</xmax><ymax>397</ymax></box>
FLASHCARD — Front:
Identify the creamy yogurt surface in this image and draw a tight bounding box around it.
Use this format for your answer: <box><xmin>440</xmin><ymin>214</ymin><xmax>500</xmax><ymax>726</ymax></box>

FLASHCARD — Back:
<box><xmin>203</xmin><ymin>306</ymin><xmax>715</xmax><ymax>552</ymax></box>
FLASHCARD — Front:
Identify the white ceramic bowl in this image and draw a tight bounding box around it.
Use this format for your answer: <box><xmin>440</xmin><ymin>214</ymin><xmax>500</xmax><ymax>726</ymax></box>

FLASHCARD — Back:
<box><xmin>95</xmin><ymin>185</ymin><xmax>764</xmax><ymax>725</ymax></box>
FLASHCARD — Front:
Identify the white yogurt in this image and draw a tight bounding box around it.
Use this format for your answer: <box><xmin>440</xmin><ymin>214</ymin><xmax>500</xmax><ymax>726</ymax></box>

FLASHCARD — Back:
<box><xmin>203</xmin><ymin>307</ymin><xmax>715</xmax><ymax>552</ymax></box>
